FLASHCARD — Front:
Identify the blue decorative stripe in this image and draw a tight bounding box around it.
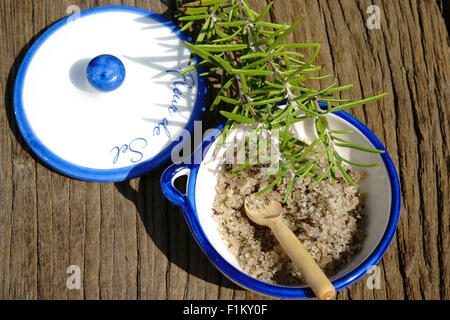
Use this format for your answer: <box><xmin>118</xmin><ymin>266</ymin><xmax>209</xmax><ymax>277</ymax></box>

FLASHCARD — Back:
<box><xmin>14</xmin><ymin>5</ymin><xmax>207</xmax><ymax>182</ymax></box>
<box><xmin>161</xmin><ymin>108</ymin><xmax>401</xmax><ymax>299</ymax></box>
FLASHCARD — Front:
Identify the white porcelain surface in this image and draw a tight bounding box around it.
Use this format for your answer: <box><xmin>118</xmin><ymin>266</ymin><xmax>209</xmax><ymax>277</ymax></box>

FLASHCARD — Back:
<box><xmin>195</xmin><ymin>114</ymin><xmax>392</xmax><ymax>285</ymax></box>
<box><xmin>20</xmin><ymin>10</ymin><xmax>198</xmax><ymax>169</ymax></box>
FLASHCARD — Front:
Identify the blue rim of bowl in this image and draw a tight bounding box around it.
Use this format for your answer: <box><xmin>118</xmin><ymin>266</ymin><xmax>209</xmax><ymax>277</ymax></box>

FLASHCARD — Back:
<box><xmin>13</xmin><ymin>5</ymin><xmax>207</xmax><ymax>182</ymax></box>
<box><xmin>162</xmin><ymin>104</ymin><xmax>401</xmax><ymax>299</ymax></box>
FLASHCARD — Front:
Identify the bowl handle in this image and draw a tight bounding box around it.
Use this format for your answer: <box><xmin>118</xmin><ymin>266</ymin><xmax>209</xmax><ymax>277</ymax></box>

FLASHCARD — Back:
<box><xmin>161</xmin><ymin>163</ymin><xmax>192</xmax><ymax>208</ymax></box>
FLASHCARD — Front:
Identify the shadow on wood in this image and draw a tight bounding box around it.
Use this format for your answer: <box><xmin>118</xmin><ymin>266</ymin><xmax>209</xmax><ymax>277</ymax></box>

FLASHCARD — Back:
<box><xmin>115</xmin><ymin>171</ymin><xmax>238</xmax><ymax>290</ymax></box>
<box><xmin>112</xmin><ymin>0</ymin><xmax>236</xmax><ymax>289</ymax></box>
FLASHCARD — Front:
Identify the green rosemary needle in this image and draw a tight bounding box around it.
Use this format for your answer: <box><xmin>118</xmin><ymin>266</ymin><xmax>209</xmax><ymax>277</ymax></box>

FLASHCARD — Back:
<box><xmin>178</xmin><ymin>0</ymin><xmax>389</xmax><ymax>202</ymax></box>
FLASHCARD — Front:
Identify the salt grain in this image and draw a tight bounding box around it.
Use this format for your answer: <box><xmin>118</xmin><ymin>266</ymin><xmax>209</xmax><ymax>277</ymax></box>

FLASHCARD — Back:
<box><xmin>212</xmin><ymin>161</ymin><xmax>367</xmax><ymax>286</ymax></box>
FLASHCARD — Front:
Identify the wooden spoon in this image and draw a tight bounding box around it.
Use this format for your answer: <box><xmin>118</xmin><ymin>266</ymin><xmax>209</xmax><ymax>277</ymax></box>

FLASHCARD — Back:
<box><xmin>244</xmin><ymin>196</ymin><xmax>336</xmax><ymax>300</ymax></box>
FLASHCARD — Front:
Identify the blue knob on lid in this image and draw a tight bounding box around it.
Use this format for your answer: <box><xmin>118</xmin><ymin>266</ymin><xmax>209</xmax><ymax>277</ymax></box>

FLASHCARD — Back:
<box><xmin>86</xmin><ymin>54</ymin><xmax>126</xmax><ymax>92</ymax></box>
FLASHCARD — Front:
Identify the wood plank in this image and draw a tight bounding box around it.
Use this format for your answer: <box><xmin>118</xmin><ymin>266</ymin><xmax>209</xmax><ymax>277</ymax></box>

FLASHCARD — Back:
<box><xmin>0</xmin><ymin>0</ymin><xmax>14</xmax><ymax>300</ymax></box>
<box><xmin>0</xmin><ymin>0</ymin><xmax>447</xmax><ymax>300</ymax></box>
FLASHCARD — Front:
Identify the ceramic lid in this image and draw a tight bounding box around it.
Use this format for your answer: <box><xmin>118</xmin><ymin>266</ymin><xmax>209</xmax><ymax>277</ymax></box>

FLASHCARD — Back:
<box><xmin>14</xmin><ymin>6</ymin><xmax>206</xmax><ymax>182</ymax></box>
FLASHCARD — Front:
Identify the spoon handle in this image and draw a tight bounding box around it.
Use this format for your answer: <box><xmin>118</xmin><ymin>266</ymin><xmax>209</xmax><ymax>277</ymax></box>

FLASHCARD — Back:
<box><xmin>270</xmin><ymin>219</ymin><xmax>336</xmax><ymax>300</ymax></box>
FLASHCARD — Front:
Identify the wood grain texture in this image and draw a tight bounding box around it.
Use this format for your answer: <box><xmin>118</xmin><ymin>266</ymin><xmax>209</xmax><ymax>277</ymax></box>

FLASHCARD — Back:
<box><xmin>0</xmin><ymin>0</ymin><xmax>448</xmax><ymax>300</ymax></box>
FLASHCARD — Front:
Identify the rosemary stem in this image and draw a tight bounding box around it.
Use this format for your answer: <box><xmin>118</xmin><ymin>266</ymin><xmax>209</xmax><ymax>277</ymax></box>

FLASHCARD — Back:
<box><xmin>179</xmin><ymin>0</ymin><xmax>388</xmax><ymax>200</ymax></box>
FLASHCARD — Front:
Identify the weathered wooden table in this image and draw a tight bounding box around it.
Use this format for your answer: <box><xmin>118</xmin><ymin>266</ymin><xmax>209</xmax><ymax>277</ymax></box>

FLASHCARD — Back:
<box><xmin>0</xmin><ymin>0</ymin><xmax>448</xmax><ymax>300</ymax></box>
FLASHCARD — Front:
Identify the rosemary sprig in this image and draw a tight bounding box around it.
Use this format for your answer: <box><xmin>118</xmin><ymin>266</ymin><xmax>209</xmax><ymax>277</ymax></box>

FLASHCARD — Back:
<box><xmin>178</xmin><ymin>0</ymin><xmax>388</xmax><ymax>202</ymax></box>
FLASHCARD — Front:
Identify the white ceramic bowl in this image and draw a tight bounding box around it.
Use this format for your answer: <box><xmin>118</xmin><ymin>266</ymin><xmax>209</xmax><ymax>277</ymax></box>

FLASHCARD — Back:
<box><xmin>161</xmin><ymin>109</ymin><xmax>400</xmax><ymax>299</ymax></box>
